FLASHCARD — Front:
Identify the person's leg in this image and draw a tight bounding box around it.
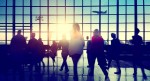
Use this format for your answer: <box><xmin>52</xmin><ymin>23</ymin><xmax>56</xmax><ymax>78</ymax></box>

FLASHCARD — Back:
<box><xmin>87</xmin><ymin>52</ymin><xmax>90</xmax><ymax>67</ymax></box>
<box><xmin>98</xmin><ymin>59</ymin><xmax>108</xmax><ymax>76</ymax></box>
<box><xmin>88</xmin><ymin>54</ymin><xmax>96</xmax><ymax>76</ymax></box>
<box><xmin>64</xmin><ymin>55</ymin><xmax>69</xmax><ymax>72</ymax></box>
<box><xmin>138</xmin><ymin>61</ymin><xmax>146</xmax><ymax>77</ymax></box>
<box><xmin>97</xmin><ymin>54</ymin><xmax>108</xmax><ymax>77</ymax></box>
<box><xmin>60</xmin><ymin>56</ymin><xmax>65</xmax><ymax>71</ymax></box>
<box><xmin>107</xmin><ymin>59</ymin><xmax>112</xmax><ymax>69</ymax></box>
<box><xmin>71</xmin><ymin>54</ymin><xmax>81</xmax><ymax>76</ymax></box>
<box><xmin>133</xmin><ymin>60</ymin><xmax>137</xmax><ymax>75</ymax></box>
<box><xmin>114</xmin><ymin>59</ymin><xmax>121</xmax><ymax>74</ymax></box>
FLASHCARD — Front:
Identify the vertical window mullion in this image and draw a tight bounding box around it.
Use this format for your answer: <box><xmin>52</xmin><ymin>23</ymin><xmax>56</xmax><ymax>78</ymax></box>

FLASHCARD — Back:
<box><xmin>125</xmin><ymin>0</ymin><xmax>127</xmax><ymax>44</ymax></box>
<box><xmin>108</xmin><ymin>0</ymin><xmax>110</xmax><ymax>44</ymax></box>
<box><xmin>82</xmin><ymin>0</ymin><xmax>83</xmax><ymax>35</ymax></box>
<box><xmin>23</xmin><ymin>0</ymin><xmax>24</xmax><ymax>35</ymax></box>
<box><xmin>30</xmin><ymin>0</ymin><xmax>32</xmax><ymax>36</ymax></box>
<box><xmin>47</xmin><ymin>0</ymin><xmax>50</xmax><ymax>44</ymax></box>
<box><xmin>39</xmin><ymin>0</ymin><xmax>41</xmax><ymax>38</ymax></box>
<box><xmin>143</xmin><ymin>0</ymin><xmax>145</xmax><ymax>43</ymax></box>
<box><xmin>13</xmin><ymin>0</ymin><xmax>16</xmax><ymax>36</ymax></box>
<box><xmin>56</xmin><ymin>0</ymin><xmax>58</xmax><ymax>40</ymax></box>
<box><xmin>117</xmin><ymin>0</ymin><xmax>119</xmax><ymax>38</ymax></box>
<box><xmin>5</xmin><ymin>0</ymin><xmax>7</xmax><ymax>44</ymax></box>
<box><xmin>99</xmin><ymin>0</ymin><xmax>101</xmax><ymax>33</ymax></box>
<box><xmin>90</xmin><ymin>0</ymin><xmax>92</xmax><ymax>37</ymax></box>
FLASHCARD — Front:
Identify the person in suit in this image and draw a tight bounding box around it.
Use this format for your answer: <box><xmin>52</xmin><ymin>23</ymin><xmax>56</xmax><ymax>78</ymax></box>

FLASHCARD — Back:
<box><xmin>108</xmin><ymin>33</ymin><xmax>121</xmax><ymax>74</ymax></box>
<box><xmin>88</xmin><ymin>29</ymin><xmax>108</xmax><ymax>80</ymax></box>
<box><xmin>59</xmin><ymin>34</ymin><xmax>69</xmax><ymax>73</ymax></box>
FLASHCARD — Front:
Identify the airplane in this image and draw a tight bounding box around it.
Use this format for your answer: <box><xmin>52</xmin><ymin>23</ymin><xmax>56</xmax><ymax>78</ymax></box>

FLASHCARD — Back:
<box><xmin>92</xmin><ymin>10</ymin><xmax>107</xmax><ymax>14</ymax></box>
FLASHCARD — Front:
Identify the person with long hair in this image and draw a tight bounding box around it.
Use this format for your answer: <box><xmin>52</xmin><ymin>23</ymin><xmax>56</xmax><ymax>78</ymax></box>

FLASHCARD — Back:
<box><xmin>69</xmin><ymin>23</ymin><xmax>84</xmax><ymax>79</ymax></box>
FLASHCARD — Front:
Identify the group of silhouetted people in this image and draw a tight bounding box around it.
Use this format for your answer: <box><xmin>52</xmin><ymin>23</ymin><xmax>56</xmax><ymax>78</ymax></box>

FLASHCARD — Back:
<box><xmin>10</xmin><ymin>30</ymin><xmax>45</xmax><ymax>70</ymax></box>
<box><xmin>9</xmin><ymin>23</ymin><xmax>147</xmax><ymax>80</ymax></box>
<box><xmin>86</xmin><ymin>28</ymin><xmax>147</xmax><ymax>80</ymax></box>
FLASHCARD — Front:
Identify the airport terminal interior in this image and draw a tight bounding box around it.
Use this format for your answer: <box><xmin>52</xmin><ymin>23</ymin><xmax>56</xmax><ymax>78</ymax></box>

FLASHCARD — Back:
<box><xmin>0</xmin><ymin>0</ymin><xmax>150</xmax><ymax>81</ymax></box>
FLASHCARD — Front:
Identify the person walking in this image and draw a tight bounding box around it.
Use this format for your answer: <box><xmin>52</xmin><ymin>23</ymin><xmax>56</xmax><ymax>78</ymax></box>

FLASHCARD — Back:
<box><xmin>69</xmin><ymin>23</ymin><xmax>84</xmax><ymax>79</ymax></box>
<box><xmin>59</xmin><ymin>34</ymin><xmax>69</xmax><ymax>73</ymax></box>
<box><xmin>88</xmin><ymin>29</ymin><xmax>108</xmax><ymax>80</ymax></box>
<box><xmin>108</xmin><ymin>33</ymin><xmax>121</xmax><ymax>74</ymax></box>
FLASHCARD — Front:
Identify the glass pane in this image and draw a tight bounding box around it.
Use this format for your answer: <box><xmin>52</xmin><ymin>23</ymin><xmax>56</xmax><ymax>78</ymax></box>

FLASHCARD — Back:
<box><xmin>16</xmin><ymin>0</ymin><xmax>23</xmax><ymax>6</ymax></box>
<box><xmin>7</xmin><ymin>0</ymin><xmax>13</xmax><ymax>6</ymax></box>
<box><xmin>0</xmin><ymin>16</ymin><xmax>6</xmax><ymax>23</ymax></box>
<box><xmin>41</xmin><ymin>0</ymin><xmax>47</xmax><ymax>6</ymax></box>
<box><xmin>83</xmin><ymin>16</ymin><xmax>90</xmax><ymax>23</ymax></box>
<box><xmin>101</xmin><ymin>24</ymin><xmax>108</xmax><ymax>31</ymax></box>
<box><xmin>24</xmin><ymin>0</ymin><xmax>30</xmax><ymax>6</ymax></box>
<box><xmin>127</xmin><ymin>0</ymin><xmax>134</xmax><ymax>5</ymax></box>
<box><xmin>83</xmin><ymin>0</ymin><xmax>90</xmax><ymax>6</ymax></box>
<box><xmin>32</xmin><ymin>0</ymin><xmax>40</xmax><ymax>6</ymax></box>
<box><xmin>0</xmin><ymin>7</ymin><xmax>6</xmax><ymax>14</ymax></box>
<box><xmin>16</xmin><ymin>7</ymin><xmax>23</xmax><ymax>14</ymax></box>
<box><xmin>0</xmin><ymin>0</ymin><xmax>6</xmax><ymax>6</ymax></box>
<box><xmin>83</xmin><ymin>24</ymin><xmax>90</xmax><ymax>31</ymax></box>
<box><xmin>66</xmin><ymin>0</ymin><xmax>73</xmax><ymax>6</ymax></box>
<box><xmin>7</xmin><ymin>7</ymin><xmax>13</xmax><ymax>14</ymax></box>
<box><xmin>24</xmin><ymin>7</ymin><xmax>30</xmax><ymax>14</ymax></box>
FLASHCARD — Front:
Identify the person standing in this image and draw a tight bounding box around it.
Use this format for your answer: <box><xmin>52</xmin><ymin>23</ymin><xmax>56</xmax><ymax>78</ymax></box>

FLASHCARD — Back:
<box><xmin>10</xmin><ymin>30</ymin><xmax>26</xmax><ymax>66</ymax></box>
<box><xmin>88</xmin><ymin>29</ymin><xmax>108</xmax><ymax>79</ymax></box>
<box><xmin>28</xmin><ymin>33</ymin><xmax>39</xmax><ymax>69</ymax></box>
<box><xmin>37</xmin><ymin>38</ymin><xmax>45</xmax><ymax>68</ymax></box>
<box><xmin>59</xmin><ymin>34</ymin><xmax>69</xmax><ymax>73</ymax></box>
<box><xmin>10</xmin><ymin>30</ymin><xmax>26</xmax><ymax>80</ymax></box>
<box><xmin>69</xmin><ymin>23</ymin><xmax>84</xmax><ymax>79</ymax></box>
<box><xmin>86</xmin><ymin>36</ymin><xmax>92</xmax><ymax>68</ymax></box>
<box><xmin>131</xmin><ymin>28</ymin><xmax>146</xmax><ymax>77</ymax></box>
<box><xmin>108</xmin><ymin>33</ymin><xmax>121</xmax><ymax>74</ymax></box>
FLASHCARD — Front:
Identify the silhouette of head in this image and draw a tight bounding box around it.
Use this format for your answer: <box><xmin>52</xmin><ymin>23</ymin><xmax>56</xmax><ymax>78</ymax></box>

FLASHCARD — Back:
<box><xmin>38</xmin><ymin>38</ymin><xmax>42</xmax><ymax>41</ymax></box>
<box><xmin>53</xmin><ymin>40</ymin><xmax>56</xmax><ymax>44</ymax></box>
<box><xmin>135</xmin><ymin>28</ymin><xmax>140</xmax><ymax>35</ymax></box>
<box><xmin>17</xmin><ymin>30</ymin><xmax>21</xmax><ymax>35</ymax></box>
<box><xmin>73</xmin><ymin>23</ymin><xmax>80</xmax><ymax>32</ymax></box>
<box><xmin>111</xmin><ymin>33</ymin><xmax>116</xmax><ymax>39</ymax></box>
<box><xmin>31</xmin><ymin>33</ymin><xmax>35</xmax><ymax>38</ymax></box>
<box><xmin>93</xmin><ymin>29</ymin><xmax>99</xmax><ymax>36</ymax></box>
<box><xmin>86</xmin><ymin>36</ymin><xmax>89</xmax><ymax>40</ymax></box>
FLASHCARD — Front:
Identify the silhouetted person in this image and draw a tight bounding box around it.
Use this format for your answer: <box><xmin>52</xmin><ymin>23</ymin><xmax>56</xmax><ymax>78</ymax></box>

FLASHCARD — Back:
<box><xmin>28</xmin><ymin>33</ymin><xmax>39</xmax><ymax>70</ymax></box>
<box><xmin>86</xmin><ymin>36</ymin><xmax>92</xmax><ymax>68</ymax></box>
<box><xmin>38</xmin><ymin>38</ymin><xmax>45</xmax><ymax>68</ymax></box>
<box><xmin>88</xmin><ymin>29</ymin><xmax>108</xmax><ymax>80</ymax></box>
<box><xmin>51</xmin><ymin>40</ymin><xmax>58</xmax><ymax>66</ymax></box>
<box><xmin>10</xmin><ymin>30</ymin><xmax>26</xmax><ymax>80</ymax></box>
<box><xmin>108</xmin><ymin>33</ymin><xmax>121</xmax><ymax>74</ymax></box>
<box><xmin>131</xmin><ymin>28</ymin><xmax>146</xmax><ymax>77</ymax></box>
<box><xmin>10</xmin><ymin>30</ymin><xmax>26</xmax><ymax>66</ymax></box>
<box><xmin>59</xmin><ymin>34</ymin><xmax>69</xmax><ymax>73</ymax></box>
<box><xmin>69</xmin><ymin>23</ymin><xmax>84</xmax><ymax>80</ymax></box>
